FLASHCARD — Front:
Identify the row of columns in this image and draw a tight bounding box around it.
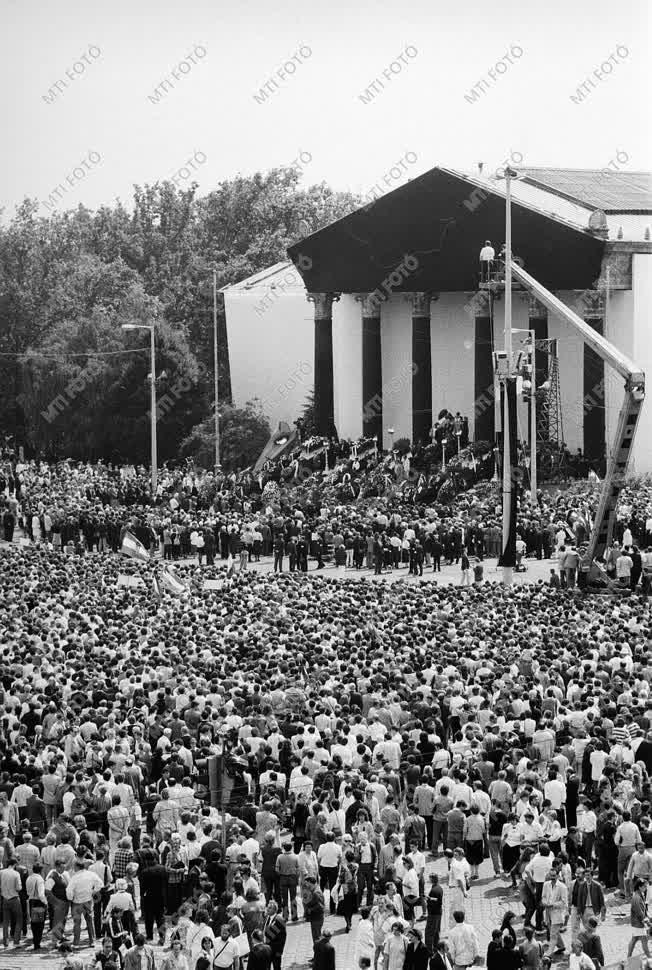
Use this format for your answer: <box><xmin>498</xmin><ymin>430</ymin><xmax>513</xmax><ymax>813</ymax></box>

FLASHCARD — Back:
<box><xmin>307</xmin><ymin>293</ymin><xmax>339</xmax><ymax>439</ymax></box>
<box><xmin>307</xmin><ymin>287</ymin><xmax>606</xmax><ymax>459</ymax></box>
<box><xmin>308</xmin><ymin>291</ymin><xmax>439</xmax><ymax>444</ymax></box>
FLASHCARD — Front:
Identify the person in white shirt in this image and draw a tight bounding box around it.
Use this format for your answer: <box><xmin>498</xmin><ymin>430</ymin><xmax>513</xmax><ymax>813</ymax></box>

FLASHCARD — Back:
<box><xmin>66</xmin><ymin>861</ymin><xmax>103</xmax><ymax>947</ymax></box>
<box><xmin>448</xmin><ymin>848</ymin><xmax>470</xmax><ymax>923</ymax></box>
<box><xmin>212</xmin><ymin>924</ymin><xmax>241</xmax><ymax>969</ymax></box>
<box><xmin>450</xmin><ymin>779</ymin><xmax>473</xmax><ymax>808</ymax></box>
<box><xmin>432</xmin><ymin>745</ymin><xmax>451</xmax><ymax>774</ymax></box>
<box><xmin>569</xmin><ymin>938</ymin><xmax>596</xmax><ymax>968</ymax></box>
<box><xmin>518</xmin><ymin>812</ymin><xmax>544</xmax><ymax>846</ymax></box>
<box><xmin>470</xmin><ymin>784</ymin><xmax>491</xmax><ymax>817</ymax></box>
<box><xmin>354</xmin><ymin>906</ymin><xmax>375</xmax><ymax>966</ymax></box>
<box><xmin>288</xmin><ymin>766</ymin><xmax>313</xmax><ymax>799</ymax></box>
<box><xmin>373</xmin><ymin>738</ymin><xmax>401</xmax><ymax>771</ymax></box>
<box><xmin>542</xmin><ymin>870</ymin><xmax>569</xmax><ymax>957</ymax></box>
<box><xmin>447</xmin><ymin>910</ymin><xmax>480</xmax><ymax>966</ymax></box>
<box><xmin>317</xmin><ymin>836</ymin><xmax>342</xmax><ymax>912</ymax></box>
<box><xmin>479</xmin><ymin>241</ymin><xmax>495</xmax><ymax>283</ymax></box>
<box><xmin>616</xmin><ymin>550</ymin><xmax>633</xmax><ymax>582</ymax></box>
<box><xmin>241</xmin><ymin>835</ymin><xmax>260</xmax><ymax>869</ymax></box>
<box><xmin>577</xmin><ymin>802</ymin><xmax>597</xmax><ymax>863</ymax></box>
<box><xmin>544</xmin><ymin>771</ymin><xmax>566</xmax><ymax>815</ymax></box>
<box><xmin>589</xmin><ymin>747</ymin><xmax>608</xmax><ymax>783</ymax></box>
<box><xmin>331</xmin><ymin>739</ymin><xmax>353</xmax><ymax>766</ymax></box>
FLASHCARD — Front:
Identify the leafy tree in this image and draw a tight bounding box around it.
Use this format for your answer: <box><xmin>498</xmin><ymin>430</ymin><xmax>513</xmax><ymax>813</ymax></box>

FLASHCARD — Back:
<box><xmin>300</xmin><ymin>390</ymin><xmax>316</xmax><ymax>436</ymax></box>
<box><xmin>20</xmin><ymin>281</ymin><xmax>203</xmax><ymax>462</ymax></box>
<box><xmin>181</xmin><ymin>399</ymin><xmax>270</xmax><ymax>471</ymax></box>
<box><xmin>0</xmin><ymin>168</ymin><xmax>360</xmax><ymax>462</ymax></box>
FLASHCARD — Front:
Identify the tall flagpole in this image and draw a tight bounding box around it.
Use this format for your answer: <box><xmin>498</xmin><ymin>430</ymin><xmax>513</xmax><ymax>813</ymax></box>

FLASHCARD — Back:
<box><xmin>213</xmin><ymin>268</ymin><xmax>221</xmax><ymax>471</ymax></box>
<box><xmin>530</xmin><ymin>332</ymin><xmax>537</xmax><ymax>503</ymax></box>
<box><xmin>501</xmin><ymin>168</ymin><xmax>519</xmax><ymax>585</ymax></box>
<box><xmin>150</xmin><ymin>324</ymin><xmax>158</xmax><ymax>495</ymax></box>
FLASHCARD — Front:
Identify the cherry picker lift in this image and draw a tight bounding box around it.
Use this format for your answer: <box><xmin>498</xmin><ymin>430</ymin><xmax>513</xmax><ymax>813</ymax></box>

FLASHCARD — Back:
<box><xmin>508</xmin><ymin>261</ymin><xmax>645</xmax><ymax>587</ymax></box>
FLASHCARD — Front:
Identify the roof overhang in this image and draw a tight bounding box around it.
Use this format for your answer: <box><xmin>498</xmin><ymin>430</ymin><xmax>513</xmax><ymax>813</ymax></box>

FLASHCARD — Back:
<box><xmin>287</xmin><ymin>166</ymin><xmax>606</xmax><ymax>294</ymax></box>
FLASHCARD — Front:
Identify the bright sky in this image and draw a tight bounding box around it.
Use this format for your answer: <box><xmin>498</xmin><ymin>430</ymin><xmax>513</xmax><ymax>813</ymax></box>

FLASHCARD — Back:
<box><xmin>1</xmin><ymin>0</ymin><xmax>650</xmax><ymax>221</ymax></box>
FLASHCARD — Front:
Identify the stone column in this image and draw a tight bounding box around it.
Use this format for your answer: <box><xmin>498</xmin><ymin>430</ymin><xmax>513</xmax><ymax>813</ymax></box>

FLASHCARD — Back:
<box><xmin>578</xmin><ymin>289</ymin><xmax>606</xmax><ymax>466</ymax></box>
<box><xmin>465</xmin><ymin>290</ymin><xmax>494</xmax><ymax>444</ymax></box>
<box><xmin>409</xmin><ymin>292</ymin><xmax>433</xmax><ymax>445</ymax></box>
<box><xmin>307</xmin><ymin>292</ymin><xmax>340</xmax><ymax>437</ymax></box>
<box><xmin>355</xmin><ymin>294</ymin><xmax>383</xmax><ymax>444</ymax></box>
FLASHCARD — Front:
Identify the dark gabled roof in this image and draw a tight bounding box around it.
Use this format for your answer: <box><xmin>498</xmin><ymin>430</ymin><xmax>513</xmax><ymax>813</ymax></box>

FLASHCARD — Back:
<box><xmin>517</xmin><ymin>167</ymin><xmax>652</xmax><ymax>213</ymax></box>
<box><xmin>287</xmin><ymin>166</ymin><xmax>605</xmax><ymax>294</ymax></box>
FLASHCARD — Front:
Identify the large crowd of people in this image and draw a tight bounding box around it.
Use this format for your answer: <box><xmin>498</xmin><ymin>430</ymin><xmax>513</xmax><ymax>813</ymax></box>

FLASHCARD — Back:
<box><xmin>1</xmin><ymin>448</ymin><xmax>652</xmax><ymax>968</ymax></box>
<box><xmin>2</xmin><ymin>453</ymin><xmax>652</xmax><ymax>591</ymax></box>
<box><xmin>0</xmin><ymin>533</ymin><xmax>651</xmax><ymax>968</ymax></box>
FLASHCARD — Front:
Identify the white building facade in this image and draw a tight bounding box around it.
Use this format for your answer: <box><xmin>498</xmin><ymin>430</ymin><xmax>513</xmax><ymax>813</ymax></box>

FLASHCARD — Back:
<box><xmin>224</xmin><ymin>167</ymin><xmax>652</xmax><ymax>472</ymax></box>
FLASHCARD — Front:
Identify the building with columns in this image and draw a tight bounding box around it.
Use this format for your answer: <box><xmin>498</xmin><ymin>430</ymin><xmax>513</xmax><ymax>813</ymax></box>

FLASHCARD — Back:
<box><xmin>222</xmin><ymin>167</ymin><xmax>652</xmax><ymax>472</ymax></box>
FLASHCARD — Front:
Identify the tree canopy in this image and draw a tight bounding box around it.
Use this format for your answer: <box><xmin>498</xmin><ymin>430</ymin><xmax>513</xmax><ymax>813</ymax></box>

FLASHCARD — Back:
<box><xmin>0</xmin><ymin>170</ymin><xmax>359</xmax><ymax>464</ymax></box>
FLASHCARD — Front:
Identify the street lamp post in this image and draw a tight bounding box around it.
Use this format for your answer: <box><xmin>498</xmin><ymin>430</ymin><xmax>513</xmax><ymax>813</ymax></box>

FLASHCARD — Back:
<box><xmin>212</xmin><ymin>268</ymin><xmax>221</xmax><ymax>472</ymax></box>
<box><xmin>528</xmin><ymin>332</ymin><xmax>537</xmax><ymax>504</ymax></box>
<box><xmin>122</xmin><ymin>323</ymin><xmax>157</xmax><ymax>495</ymax></box>
<box><xmin>497</xmin><ymin>166</ymin><xmax>520</xmax><ymax>586</ymax></box>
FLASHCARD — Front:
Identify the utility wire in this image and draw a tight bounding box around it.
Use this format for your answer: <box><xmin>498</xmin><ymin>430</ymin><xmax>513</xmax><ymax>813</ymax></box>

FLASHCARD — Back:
<box><xmin>0</xmin><ymin>349</ymin><xmax>150</xmax><ymax>359</ymax></box>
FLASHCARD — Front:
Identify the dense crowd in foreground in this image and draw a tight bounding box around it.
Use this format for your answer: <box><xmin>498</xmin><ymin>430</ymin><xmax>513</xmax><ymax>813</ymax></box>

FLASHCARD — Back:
<box><xmin>0</xmin><ymin>544</ymin><xmax>652</xmax><ymax>970</ymax></box>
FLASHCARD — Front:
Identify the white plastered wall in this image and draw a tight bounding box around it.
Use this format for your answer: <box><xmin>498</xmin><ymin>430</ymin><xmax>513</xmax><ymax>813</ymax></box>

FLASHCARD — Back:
<box><xmin>380</xmin><ymin>294</ymin><xmax>413</xmax><ymax>446</ymax></box>
<box><xmin>631</xmin><ymin>254</ymin><xmax>652</xmax><ymax>473</ymax></box>
<box><xmin>431</xmin><ymin>294</ymin><xmax>474</xmax><ymax>430</ymax></box>
<box><xmin>224</xmin><ymin>286</ymin><xmax>313</xmax><ymax>430</ymax></box>
<box><xmin>332</xmin><ymin>295</ymin><xmax>362</xmax><ymax>442</ymax></box>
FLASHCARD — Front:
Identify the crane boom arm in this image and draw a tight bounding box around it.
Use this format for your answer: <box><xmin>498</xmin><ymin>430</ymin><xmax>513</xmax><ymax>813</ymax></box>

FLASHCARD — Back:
<box><xmin>510</xmin><ymin>263</ymin><xmax>644</xmax><ymax>384</ymax></box>
<box><xmin>508</xmin><ymin>260</ymin><xmax>646</xmax><ymax>572</ymax></box>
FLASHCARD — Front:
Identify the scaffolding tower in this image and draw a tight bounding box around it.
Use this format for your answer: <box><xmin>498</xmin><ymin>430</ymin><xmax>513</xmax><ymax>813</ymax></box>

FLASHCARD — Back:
<box><xmin>534</xmin><ymin>337</ymin><xmax>566</xmax><ymax>475</ymax></box>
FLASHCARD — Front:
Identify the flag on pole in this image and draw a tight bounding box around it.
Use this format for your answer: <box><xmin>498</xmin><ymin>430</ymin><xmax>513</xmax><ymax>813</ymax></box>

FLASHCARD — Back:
<box><xmin>152</xmin><ymin>573</ymin><xmax>161</xmax><ymax>600</ymax></box>
<box><xmin>160</xmin><ymin>566</ymin><xmax>187</xmax><ymax>596</ymax></box>
<box><xmin>121</xmin><ymin>531</ymin><xmax>150</xmax><ymax>562</ymax></box>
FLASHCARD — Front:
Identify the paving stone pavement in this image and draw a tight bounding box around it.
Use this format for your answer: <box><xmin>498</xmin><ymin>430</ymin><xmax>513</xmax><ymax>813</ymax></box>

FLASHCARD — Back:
<box><xmin>3</xmin><ymin>534</ymin><xmax>556</xmax><ymax>589</ymax></box>
<box><xmin>0</xmin><ymin>854</ymin><xmax>633</xmax><ymax>969</ymax></box>
<box><xmin>236</xmin><ymin>551</ymin><xmax>555</xmax><ymax>587</ymax></box>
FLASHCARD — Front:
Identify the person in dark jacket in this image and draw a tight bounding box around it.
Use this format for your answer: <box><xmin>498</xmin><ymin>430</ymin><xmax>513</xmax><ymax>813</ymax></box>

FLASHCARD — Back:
<box><xmin>25</xmin><ymin>789</ymin><xmax>47</xmax><ymax>834</ymax></box>
<box><xmin>302</xmin><ymin>875</ymin><xmax>325</xmax><ymax>944</ymax></box>
<box><xmin>248</xmin><ymin>928</ymin><xmax>273</xmax><ymax>969</ymax></box>
<box><xmin>262</xmin><ymin>900</ymin><xmax>286</xmax><ymax>970</ymax></box>
<box><xmin>140</xmin><ymin>861</ymin><xmax>167</xmax><ymax>943</ymax></box>
<box><xmin>499</xmin><ymin>936</ymin><xmax>523</xmax><ymax>968</ymax></box>
<box><xmin>287</xmin><ymin>537</ymin><xmax>297</xmax><ymax>572</ymax></box>
<box><xmin>204</xmin><ymin>529</ymin><xmax>215</xmax><ymax>566</ymax></box>
<box><xmin>297</xmin><ymin>536</ymin><xmax>309</xmax><ymax>572</ymax></box>
<box><xmin>630</xmin><ymin>546</ymin><xmax>643</xmax><ymax>590</ymax></box>
<box><xmin>627</xmin><ymin>879</ymin><xmax>651</xmax><ymax>960</ymax></box>
<box><xmin>429</xmin><ymin>940</ymin><xmax>454</xmax><ymax>970</ymax></box>
<box><xmin>3</xmin><ymin>509</ymin><xmax>15</xmax><ymax>542</ymax></box>
<box><xmin>634</xmin><ymin>731</ymin><xmax>652</xmax><ymax>774</ymax></box>
<box><xmin>273</xmin><ymin>535</ymin><xmax>285</xmax><ymax>573</ymax></box>
<box><xmin>578</xmin><ymin>916</ymin><xmax>605</xmax><ymax>967</ymax></box>
<box><xmin>404</xmin><ymin>927</ymin><xmax>430</xmax><ymax>969</ymax></box>
<box><xmin>312</xmin><ymin>929</ymin><xmax>336</xmax><ymax>970</ymax></box>
<box><xmin>486</xmin><ymin>929</ymin><xmax>504</xmax><ymax>970</ymax></box>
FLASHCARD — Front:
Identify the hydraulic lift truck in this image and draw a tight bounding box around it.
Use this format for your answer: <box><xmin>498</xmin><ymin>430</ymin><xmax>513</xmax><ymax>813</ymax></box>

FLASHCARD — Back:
<box><xmin>510</xmin><ymin>261</ymin><xmax>646</xmax><ymax>589</ymax></box>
